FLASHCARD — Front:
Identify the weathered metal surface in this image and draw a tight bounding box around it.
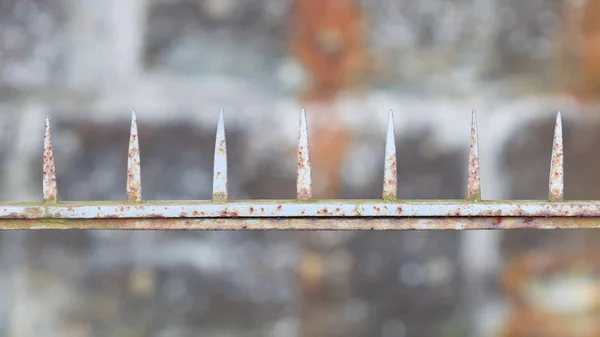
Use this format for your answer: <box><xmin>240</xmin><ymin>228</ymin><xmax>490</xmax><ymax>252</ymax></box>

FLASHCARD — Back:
<box><xmin>3</xmin><ymin>201</ymin><xmax>600</xmax><ymax>218</ymax></box>
<box><xmin>126</xmin><ymin>111</ymin><xmax>142</xmax><ymax>202</ymax></box>
<box><xmin>1</xmin><ymin>109</ymin><xmax>596</xmax><ymax>230</ymax></box>
<box><xmin>549</xmin><ymin>112</ymin><xmax>564</xmax><ymax>202</ymax></box>
<box><xmin>42</xmin><ymin>113</ymin><xmax>58</xmax><ymax>203</ymax></box>
<box><xmin>466</xmin><ymin>109</ymin><xmax>481</xmax><ymax>201</ymax></box>
<box><xmin>297</xmin><ymin>108</ymin><xmax>312</xmax><ymax>200</ymax></box>
<box><xmin>382</xmin><ymin>109</ymin><xmax>397</xmax><ymax>200</ymax></box>
<box><xmin>0</xmin><ymin>217</ymin><xmax>598</xmax><ymax>230</ymax></box>
<box><xmin>212</xmin><ymin>109</ymin><xmax>228</xmax><ymax>201</ymax></box>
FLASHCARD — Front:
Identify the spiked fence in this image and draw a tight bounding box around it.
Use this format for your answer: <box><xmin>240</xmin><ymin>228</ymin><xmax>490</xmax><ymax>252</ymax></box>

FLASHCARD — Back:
<box><xmin>0</xmin><ymin>108</ymin><xmax>595</xmax><ymax>230</ymax></box>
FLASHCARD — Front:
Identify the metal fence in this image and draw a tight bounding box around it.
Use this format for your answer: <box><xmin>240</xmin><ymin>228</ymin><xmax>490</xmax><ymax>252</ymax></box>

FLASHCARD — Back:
<box><xmin>1</xmin><ymin>108</ymin><xmax>592</xmax><ymax>231</ymax></box>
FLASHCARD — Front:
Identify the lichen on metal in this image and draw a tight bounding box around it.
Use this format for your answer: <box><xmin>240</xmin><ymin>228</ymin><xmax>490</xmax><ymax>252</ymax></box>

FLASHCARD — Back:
<box><xmin>212</xmin><ymin>108</ymin><xmax>228</xmax><ymax>201</ymax></box>
<box><xmin>0</xmin><ymin>108</ymin><xmax>595</xmax><ymax>230</ymax></box>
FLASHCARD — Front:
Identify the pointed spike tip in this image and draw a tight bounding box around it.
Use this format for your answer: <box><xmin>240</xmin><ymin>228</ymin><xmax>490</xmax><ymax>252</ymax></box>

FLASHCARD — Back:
<box><xmin>300</xmin><ymin>108</ymin><xmax>307</xmax><ymax>125</ymax></box>
<box><xmin>42</xmin><ymin>112</ymin><xmax>58</xmax><ymax>203</ymax></box>
<box><xmin>126</xmin><ymin>111</ymin><xmax>142</xmax><ymax>202</ymax></box>
<box><xmin>218</xmin><ymin>108</ymin><xmax>224</xmax><ymax>124</ymax></box>
<box><xmin>466</xmin><ymin>109</ymin><xmax>481</xmax><ymax>201</ymax></box>
<box><xmin>382</xmin><ymin>109</ymin><xmax>397</xmax><ymax>200</ymax></box>
<box><xmin>297</xmin><ymin>108</ymin><xmax>312</xmax><ymax>200</ymax></box>
<box><xmin>549</xmin><ymin>111</ymin><xmax>564</xmax><ymax>202</ymax></box>
<box><xmin>213</xmin><ymin>109</ymin><xmax>228</xmax><ymax>201</ymax></box>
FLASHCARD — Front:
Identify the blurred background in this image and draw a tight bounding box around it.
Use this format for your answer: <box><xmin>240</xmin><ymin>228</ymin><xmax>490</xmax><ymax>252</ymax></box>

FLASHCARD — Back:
<box><xmin>2</xmin><ymin>0</ymin><xmax>600</xmax><ymax>336</ymax></box>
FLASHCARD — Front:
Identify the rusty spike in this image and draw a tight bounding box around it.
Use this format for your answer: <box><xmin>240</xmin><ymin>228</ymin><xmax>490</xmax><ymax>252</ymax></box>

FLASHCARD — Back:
<box><xmin>212</xmin><ymin>108</ymin><xmax>228</xmax><ymax>201</ymax></box>
<box><xmin>382</xmin><ymin>109</ymin><xmax>397</xmax><ymax>200</ymax></box>
<box><xmin>297</xmin><ymin>108</ymin><xmax>312</xmax><ymax>200</ymax></box>
<box><xmin>126</xmin><ymin>111</ymin><xmax>142</xmax><ymax>202</ymax></box>
<box><xmin>466</xmin><ymin>109</ymin><xmax>481</xmax><ymax>201</ymax></box>
<box><xmin>42</xmin><ymin>113</ymin><xmax>58</xmax><ymax>203</ymax></box>
<box><xmin>549</xmin><ymin>111</ymin><xmax>563</xmax><ymax>202</ymax></box>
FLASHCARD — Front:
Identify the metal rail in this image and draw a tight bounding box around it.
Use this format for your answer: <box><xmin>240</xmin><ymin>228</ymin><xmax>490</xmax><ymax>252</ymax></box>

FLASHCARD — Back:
<box><xmin>0</xmin><ymin>108</ymin><xmax>591</xmax><ymax>230</ymax></box>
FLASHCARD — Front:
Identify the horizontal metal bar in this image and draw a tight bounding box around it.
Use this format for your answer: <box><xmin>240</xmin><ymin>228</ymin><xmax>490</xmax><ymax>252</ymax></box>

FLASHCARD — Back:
<box><xmin>2</xmin><ymin>201</ymin><xmax>600</xmax><ymax>219</ymax></box>
<box><xmin>0</xmin><ymin>217</ymin><xmax>597</xmax><ymax>230</ymax></box>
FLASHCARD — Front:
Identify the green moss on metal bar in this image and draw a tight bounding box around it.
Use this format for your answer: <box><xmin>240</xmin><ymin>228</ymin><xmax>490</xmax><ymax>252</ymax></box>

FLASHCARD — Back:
<box><xmin>31</xmin><ymin>219</ymin><xmax>119</xmax><ymax>230</ymax></box>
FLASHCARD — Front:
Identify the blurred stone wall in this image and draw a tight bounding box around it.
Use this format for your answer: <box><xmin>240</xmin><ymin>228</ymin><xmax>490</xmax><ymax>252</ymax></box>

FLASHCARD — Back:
<box><xmin>1</xmin><ymin>1</ymin><xmax>600</xmax><ymax>337</ymax></box>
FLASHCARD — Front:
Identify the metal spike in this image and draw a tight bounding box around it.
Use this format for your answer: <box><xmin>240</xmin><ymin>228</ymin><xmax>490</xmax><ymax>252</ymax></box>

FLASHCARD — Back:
<box><xmin>126</xmin><ymin>111</ymin><xmax>142</xmax><ymax>202</ymax></box>
<box><xmin>382</xmin><ymin>109</ymin><xmax>397</xmax><ymax>200</ymax></box>
<box><xmin>42</xmin><ymin>113</ymin><xmax>58</xmax><ymax>203</ymax></box>
<box><xmin>466</xmin><ymin>109</ymin><xmax>481</xmax><ymax>201</ymax></box>
<box><xmin>212</xmin><ymin>109</ymin><xmax>228</xmax><ymax>201</ymax></box>
<box><xmin>297</xmin><ymin>108</ymin><xmax>312</xmax><ymax>200</ymax></box>
<box><xmin>549</xmin><ymin>111</ymin><xmax>564</xmax><ymax>202</ymax></box>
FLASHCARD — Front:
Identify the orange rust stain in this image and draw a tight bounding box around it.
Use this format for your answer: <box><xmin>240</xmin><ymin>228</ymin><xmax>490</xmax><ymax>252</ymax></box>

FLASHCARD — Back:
<box><xmin>568</xmin><ymin>0</ymin><xmax>600</xmax><ymax>101</ymax></box>
<box><xmin>316</xmin><ymin>208</ymin><xmax>330</xmax><ymax>215</ymax></box>
<box><xmin>499</xmin><ymin>251</ymin><xmax>600</xmax><ymax>337</ymax></box>
<box><xmin>219</xmin><ymin>210</ymin><xmax>239</xmax><ymax>217</ymax></box>
<box><xmin>289</xmin><ymin>4</ymin><xmax>369</xmax><ymax>337</ymax></box>
<box><xmin>309</xmin><ymin>110</ymin><xmax>353</xmax><ymax>198</ymax></box>
<box><xmin>298</xmin><ymin>251</ymin><xmax>324</xmax><ymax>294</ymax></box>
<box><xmin>289</xmin><ymin>0</ymin><xmax>369</xmax><ymax>199</ymax></box>
<box><xmin>290</xmin><ymin>0</ymin><xmax>370</xmax><ymax>103</ymax></box>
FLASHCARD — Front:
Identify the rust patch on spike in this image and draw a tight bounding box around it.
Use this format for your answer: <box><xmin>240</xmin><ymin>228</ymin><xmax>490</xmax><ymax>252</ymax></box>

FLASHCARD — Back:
<box><xmin>212</xmin><ymin>109</ymin><xmax>228</xmax><ymax>201</ymax></box>
<box><xmin>126</xmin><ymin>111</ymin><xmax>142</xmax><ymax>202</ymax></box>
<box><xmin>297</xmin><ymin>109</ymin><xmax>312</xmax><ymax>200</ymax></box>
<box><xmin>549</xmin><ymin>112</ymin><xmax>564</xmax><ymax>202</ymax></box>
<box><xmin>43</xmin><ymin>113</ymin><xmax>58</xmax><ymax>203</ymax></box>
<box><xmin>382</xmin><ymin>109</ymin><xmax>397</xmax><ymax>200</ymax></box>
<box><xmin>466</xmin><ymin>109</ymin><xmax>481</xmax><ymax>201</ymax></box>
